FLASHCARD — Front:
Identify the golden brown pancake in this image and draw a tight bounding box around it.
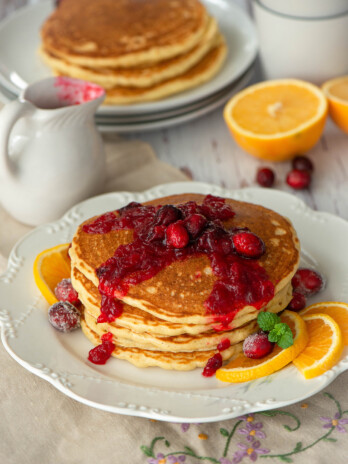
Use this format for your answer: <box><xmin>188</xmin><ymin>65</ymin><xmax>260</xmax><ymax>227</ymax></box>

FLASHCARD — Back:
<box><xmin>41</xmin><ymin>0</ymin><xmax>208</xmax><ymax>68</ymax></box>
<box><xmin>70</xmin><ymin>194</ymin><xmax>300</xmax><ymax>326</ymax></box>
<box><xmin>39</xmin><ymin>18</ymin><xmax>219</xmax><ymax>89</ymax></box>
<box><xmin>81</xmin><ymin>316</ymin><xmax>243</xmax><ymax>370</ymax></box>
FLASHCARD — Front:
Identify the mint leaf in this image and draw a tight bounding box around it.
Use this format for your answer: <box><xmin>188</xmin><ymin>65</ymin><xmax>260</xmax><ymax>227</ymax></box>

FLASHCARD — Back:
<box><xmin>257</xmin><ymin>312</ymin><xmax>280</xmax><ymax>332</ymax></box>
<box><xmin>268</xmin><ymin>323</ymin><xmax>293</xmax><ymax>348</ymax></box>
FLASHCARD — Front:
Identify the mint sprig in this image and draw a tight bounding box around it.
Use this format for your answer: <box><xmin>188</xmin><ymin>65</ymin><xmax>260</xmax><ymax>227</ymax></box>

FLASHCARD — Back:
<box><xmin>257</xmin><ymin>312</ymin><xmax>294</xmax><ymax>349</ymax></box>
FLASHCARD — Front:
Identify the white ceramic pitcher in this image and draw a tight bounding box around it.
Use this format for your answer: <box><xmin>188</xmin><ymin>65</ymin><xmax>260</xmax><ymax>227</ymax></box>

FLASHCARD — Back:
<box><xmin>0</xmin><ymin>76</ymin><xmax>106</xmax><ymax>226</ymax></box>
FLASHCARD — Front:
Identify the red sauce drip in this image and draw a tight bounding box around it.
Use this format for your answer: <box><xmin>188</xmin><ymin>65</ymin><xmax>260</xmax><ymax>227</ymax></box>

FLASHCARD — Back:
<box><xmin>101</xmin><ymin>332</ymin><xmax>113</xmax><ymax>342</ymax></box>
<box><xmin>202</xmin><ymin>353</ymin><xmax>223</xmax><ymax>377</ymax></box>
<box><xmin>84</xmin><ymin>195</ymin><xmax>275</xmax><ymax>327</ymax></box>
<box><xmin>217</xmin><ymin>338</ymin><xmax>231</xmax><ymax>352</ymax></box>
<box><xmin>88</xmin><ymin>340</ymin><xmax>115</xmax><ymax>365</ymax></box>
<box><xmin>97</xmin><ymin>295</ymin><xmax>123</xmax><ymax>323</ymax></box>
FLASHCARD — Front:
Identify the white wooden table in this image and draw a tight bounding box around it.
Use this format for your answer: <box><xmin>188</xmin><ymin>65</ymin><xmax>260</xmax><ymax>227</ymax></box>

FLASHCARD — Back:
<box><xmin>1</xmin><ymin>0</ymin><xmax>348</xmax><ymax>223</ymax></box>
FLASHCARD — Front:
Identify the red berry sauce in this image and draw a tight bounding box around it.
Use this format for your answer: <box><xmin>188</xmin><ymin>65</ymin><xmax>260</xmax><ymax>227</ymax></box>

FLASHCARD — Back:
<box><xmin>97</xmin><ymin>295</ymin><xmax>124</xmax><ymax>323</ymax></box>
<box><xmin>202</xmin><ymin>353</ymin><xmax>223</xmax><ymax>377</ymax></box>
<box><xmin>54</xmin><ymin>278</ymin><xmax>79</xmax><ymax>304</ymax></box>
<box><xmin>88</xmin><ymin>340</ymin><xmax>115</xmax><ymax>365</ymax></box>
<box><xmin>292</xmin><ymin>268</ymin><xmax>324</xmax><ymax>296</ymax></box>
<box><xmin>217</xmin><ymin>338</ymin><xmax>231</xmax><ymax>352</ymax></box>
<box><xmin>243</xmin><ymin>331</ymin><xmax>274</xmax><ymax>359</ymax></box>
<box><xmin>101</xmin><ymin>331</ymin><xmax>113</xmax><ymax>342</ymax></box>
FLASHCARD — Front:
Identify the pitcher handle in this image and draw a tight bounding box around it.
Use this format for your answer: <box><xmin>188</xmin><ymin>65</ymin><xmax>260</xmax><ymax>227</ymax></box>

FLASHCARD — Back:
<box><xmin>0</xmin><ymin>99</ymin><xmax>34</xmax><ymax>176</ymax></box>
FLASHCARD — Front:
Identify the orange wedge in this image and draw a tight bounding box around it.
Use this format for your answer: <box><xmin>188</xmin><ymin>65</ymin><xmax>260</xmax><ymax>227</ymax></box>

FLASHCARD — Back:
<box><xmin>300</xmin><ymin>302</ymin><xmax>348</xmax><ymax>345</ymax></box>
<box><xmin>223</xmin><ymin>79</ymin><xmax>328</xmax><ymax>161</ymax></box>
<box><xmin>293</xmin><ymin>313</ymin><xmax>344</xmax><ymax>379</ymax></box>
<box><xmin>216</xmin><ymin>310</ymin><xmax>308</xmax><ymax>383</ymax></box>
<box><xmin>322</xmin><ymin>76</ymin><xmax>348</xmax><ymax>133</ymax></box>
<box><xmin>33</xmin><ymin>243</ymin><xmax>71</xmax><ymax>305</ymax></box>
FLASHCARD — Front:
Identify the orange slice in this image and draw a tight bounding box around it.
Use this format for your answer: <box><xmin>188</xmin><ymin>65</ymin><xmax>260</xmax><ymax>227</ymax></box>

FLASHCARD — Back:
<box><xmin>322</xmin><ymin>76</ymin><xmax>348</xmax><ymax>133</ymax></box>
<box><xmin>293</xmin><ymin>313</ymin><xmax>344</xmax><ymax>379</ymax></box>
<box><xmin>300</xmin><ymin>302</ymin><xmax>348</xmax><ymax>345</ymax></box>
<box><xmin>216</xmin><ymin>310</ymin><xmax>308</xmax><ymax>383</ymax></box>
<box><xmin>33</xmin><ymin>243</ymin><xmax>71</xmax><ymax>305</ymax></box>
<box><xmin>223</xmin><ymin>79</ymin><xmax>328</xmax><ymax>161</ymax></box>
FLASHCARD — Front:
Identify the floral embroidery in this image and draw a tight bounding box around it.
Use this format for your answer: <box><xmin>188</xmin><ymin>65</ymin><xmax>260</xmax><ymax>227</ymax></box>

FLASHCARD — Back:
<box><xmin>238</xmin><ymin>422</ymin><xmax>266</xmax><ymax>442</ymax></box>
<box><xmin>232</xmin><ymin>441</ymin><xmax>269</xmax><ymax>463</ymax></box>
<box><xmin>141</xmin><ymin>391</ymin><xmax>348</xmax><ymax>463</ymax></box>
<box><xmin>320</xmin><ymin>412</ymin><xmax>348</xmax><ymax>433</ymax></box>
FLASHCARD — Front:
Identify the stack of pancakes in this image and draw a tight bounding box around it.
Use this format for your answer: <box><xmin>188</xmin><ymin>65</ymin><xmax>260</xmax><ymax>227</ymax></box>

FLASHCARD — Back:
<box><xmin>69</xmin><ymin>194</ymin><xmax>300</xmax><ymax>371</ymax></box>
<box><xmin>40</xmin><ymin>0</ymin><xmax>227</xmax><ymax>104</ymax></box>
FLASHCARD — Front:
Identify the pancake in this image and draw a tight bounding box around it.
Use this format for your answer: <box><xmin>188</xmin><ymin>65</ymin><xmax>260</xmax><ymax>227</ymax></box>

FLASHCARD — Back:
<box><xmin>83</xmin><ymin>309</ymin><xmax>258</xmax><ymax>352</ymax></box>
<box><xmin>39</xmin><ymin>18</ymin><xmax>219</xmax><ymax>89</ymax></box>
<box><xmin>72</xmin><ymin>266</ymin><xmax>293</xmax><ymax>336</ymax></box>
<box><xmin>81</xmin><ymin>316</ymin><xmax>243</xmax><ymax>370</ymax></box>
<box><xmin>53</xmin><ymin>41</ymin><xmax>227</xmax><ymax>105</ymax></box>
<box><xmin>41</xmin><ymin>0</ymin><xmax>208</xmax><ymax>68</ymax></box>
<box><xmin>70</xmin><ymin>194</ymin><xmax>300</xmax><ymax>327</ymax></box>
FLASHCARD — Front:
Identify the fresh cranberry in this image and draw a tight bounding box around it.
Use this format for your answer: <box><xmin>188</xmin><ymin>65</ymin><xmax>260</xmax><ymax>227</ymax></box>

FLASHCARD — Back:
<box><xmin>256</xmin><ymin>167</ymin><xmax>275</xmax><ymax>188</ymax></box>
<box><xmin>154</xmin><ymin>205</ymin><xmax>182</xmax><ymax>226</ymax></box>
<box><xmin>145</xmin><ymin>225</ymin><xmax>167</xmax><ymax>243</ymax></box>
<box><xmin>185</xmin><ymin>214</ymin><xmax>207</xmax><ymax>238</ymax></box>
<box><xmin>48</xmin><ymin>301</ymin><xmax>81</xmax><ymax>332</ymax></box>
<box><xmin>202</xmin><ymin>353</ymin><xmax>223</xmax><ymax>377</ymax></box>
<box><xmin>243</xmin><ymin>331</ymin><xmax>274</xmax><ymax>359</ymax></box>
<box><xmin>166</xmin><ymin>221</ymin><xmax>189</xmax><ymax>248</ymax></box>
<box><xmin>292</xmin><ymin>268</ymin><xmax>324</xmax><ymax>296</ymax></box>
<box><xmin>286</xmin><ymin>169</ymin><xmax>311</xmax><ymax>189</ymax></box>
<box><xmin>88</xmin><ymin>340</ymin><xmax>115</xmax><ymax>365</ymax></box>
<box><xmin>217</xmin><ymin>338</ymin><xmax>231</xmax><ymax>352</ymax></box>
<box><xmin>287</xmin><ymin>292</ymin><xmax>306</xmax><ymax>311</ymax></box>
<box><xmin>54</xmin><ymin>278</ymin><xmax>79</xmax><ymax>304</ymax></box>
<box><xmin>118</xmin><ymin>201</ymin><xmax>142</xmax><ymax>214</ymax></box>
<box><xmin>232</xmin><ymin>231</ymin><xmax>265</xmax><ymax>259</ymax></box>
<box><xmin>292</xmin><ymin>155</ymin><xmax>314</xmax><ymax>172</ymax></box>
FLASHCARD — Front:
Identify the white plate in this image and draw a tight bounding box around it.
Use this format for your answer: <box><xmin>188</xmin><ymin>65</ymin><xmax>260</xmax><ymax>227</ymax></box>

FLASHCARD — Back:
<box><xmin>0</xmin><ymin>0</ymin><xmax>258</xmax><ymax>116</ymax></box>
<box><xmin>1</xmin><ymin>182</ymin><xmax>347</xmax><ymax>423</ymax></box>
<box><xmin>96</xmin><ymin>66</ymin><xmax>255</xmax><ymax>132</ymax></box>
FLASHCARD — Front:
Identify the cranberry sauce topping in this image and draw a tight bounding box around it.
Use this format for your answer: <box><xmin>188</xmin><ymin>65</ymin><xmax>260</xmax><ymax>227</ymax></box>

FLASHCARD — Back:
<box><xmin>202</xmin><ymin>353</ymin><xmax>223</xmax><ymax>377</ymax></box>
<box><xmin>88</xmin><ymin>340</ymin><xmax>115</xmax><ymax>365</ymax></box>
<box><xmin>84</xmin><ymin>195</ymin><xmax>274</xmax><ymax>325</ymax></box>
<box><xmin>217</xmin><ymin>338</ymin><xmax>231</xmax><ymax>352</ymax></box>
<box><xmin>97</xmin><ymin>295</ymin><xmax>124</xmax><ymax>323</ymax></box>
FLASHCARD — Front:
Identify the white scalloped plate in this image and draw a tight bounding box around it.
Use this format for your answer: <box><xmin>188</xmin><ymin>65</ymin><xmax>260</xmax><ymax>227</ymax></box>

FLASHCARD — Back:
<box><xmin>1</xmin><ymin>182</ymin><xmax>348</xmax><ymax>423</ymax></box>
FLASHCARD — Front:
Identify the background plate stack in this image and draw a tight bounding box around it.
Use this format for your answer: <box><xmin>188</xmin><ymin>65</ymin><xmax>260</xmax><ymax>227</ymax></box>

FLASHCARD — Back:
<box><xmin>0</xmin><ymin>0</ymin><xmax>258</xmax><ymax>132</ymax></box>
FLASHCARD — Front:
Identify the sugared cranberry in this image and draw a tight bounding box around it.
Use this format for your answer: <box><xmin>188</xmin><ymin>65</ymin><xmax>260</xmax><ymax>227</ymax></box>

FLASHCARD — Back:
<box><xmin>202</xmin><ymin>353</ymin><xmax>223</xmax><ymax>377</ymax></box>
<box><xmin>185</xmin><ymin>214</ymin><xmax>207</xmax><ymax>238</ymax></box>
<box><xmin>217</xmin><ymin>338</ymin><xmax>231</xmax><ymax>352</ymax></box>
<box><xmin>48</xmin><ymin>301</ymin><xmax>81</xmax><ymax>332</ymax></box>
<box><xmin>232</xmin><ymin>231</ymin><xmax>265</xmax><ymax>259</ymax></box>
<box><xmin>256</xmin><ymin>167</ymin><xmax>275</xmax><ymax>188</ymax></box>
<box><xmin>155</xmin><ymin>205</ymin><xmax>182</xmax><ymax>226</ymax></box>
<box><xmin>88</xmin><ymin>340</ymin><xmax>115</xmax><ymax>365</ymax></box>
<box><xmin>292</xmin><ymin>155</ymin><xmax>314</xmax><ymax>172</ymax></box>
<box><xmin>166</xmin><ymin>221</ymin><xmax>189</xmax><ymax>248</ymax></box>
<box><xmin>243</xmin><ymin>331</ymin><xmax>274</xmax><ymax>359</ymax></box>
<box><xmin>54</xmin><ymin>278</ymin><xmax>79</xmax><ymax>304</ymax></box>
<box><xmin>292</xmin><ymin>268</ymin><xmax>324</xmax><ymax>296</ymax></box>
<box><xmin>287</xmin><ymin>292</ymin><xmax>306</xmax><ymax>311</ymax></box>
<box><xmin>286</xmin><ymin>169</ymin><xmax>311</xmax><ymax>189</ymax></box>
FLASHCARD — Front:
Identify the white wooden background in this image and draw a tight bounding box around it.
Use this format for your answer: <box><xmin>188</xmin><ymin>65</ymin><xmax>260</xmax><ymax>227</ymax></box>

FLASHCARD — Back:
<box><xmin>1</xmin><ymin>0</ymin><xmax>348</xmax><ymax>220</ymax></box>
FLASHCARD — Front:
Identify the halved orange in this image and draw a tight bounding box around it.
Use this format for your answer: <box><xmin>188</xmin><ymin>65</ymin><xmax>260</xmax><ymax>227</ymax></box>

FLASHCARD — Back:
<box><xmin>224</xmin><ymin>79</ymin><xmax>328</xmax><ymax>161</ymax></box>
<box><xmin>216</xmin><ymin>310</ymin><xmax>308</xmax><ymax>383</ymax></box>
<box><xmin>322</xmin><ymin>76</ymin><xmax>348</xmax><ymax>133</ymax></box>
<box><xmin>300</xmin><ymin>302</ymin><xmax>348</xmax><ymax>345</ymax></box>
<box><xmin>293</xmin><ymin>313</ymin><xmax>344</xmax><ymax>379</ymax></box>
<box><xmin>33</xmin><ymin>243</ymin><xmax>71</xmax><ymax>305</ymax></box>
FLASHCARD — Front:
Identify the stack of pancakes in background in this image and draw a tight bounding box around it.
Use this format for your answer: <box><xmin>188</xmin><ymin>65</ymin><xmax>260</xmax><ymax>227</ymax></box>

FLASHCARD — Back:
<box><xmin>40</xmin><ymin>0</ymin><xmax>227</xmax><ymax>104</ymax></box>
<box><xmin>69</xmin><ymin>194</ymin><xmax>300</xmax><ymax>371</ymax></box>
